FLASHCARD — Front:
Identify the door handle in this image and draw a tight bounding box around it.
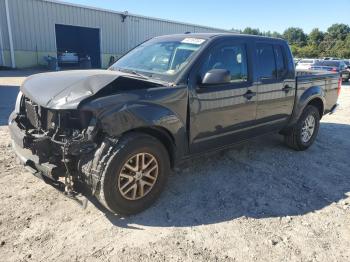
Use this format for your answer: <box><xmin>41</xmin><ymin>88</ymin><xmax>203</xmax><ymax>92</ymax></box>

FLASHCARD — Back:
<box><xmin>283</xmin><ymin>85</ymin><xmax>293</xmax><ymax>93</ymax></box>
<box><xmin>243</xmin><ymin>90</ymin><xmax>256</xmax><ymax>100</ymax></box>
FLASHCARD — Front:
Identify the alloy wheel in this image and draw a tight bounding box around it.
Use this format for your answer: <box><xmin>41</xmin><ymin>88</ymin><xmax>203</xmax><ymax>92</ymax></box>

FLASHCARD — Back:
<box><xmin>301</xmin><ymin>114</ymin><xmax>316</xmax><ymax>143</ymax></box>
<box><xmin>118</xmin><ymin>153</ymin><xmax>159</xmax><ymax>200</ymax></box>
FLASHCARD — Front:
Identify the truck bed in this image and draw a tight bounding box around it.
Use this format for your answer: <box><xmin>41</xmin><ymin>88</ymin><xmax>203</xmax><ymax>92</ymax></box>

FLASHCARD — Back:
<box><xmin>296</xmin><ymin>70</ymin><xmax>340</xmax><ymax>114</ymax></box>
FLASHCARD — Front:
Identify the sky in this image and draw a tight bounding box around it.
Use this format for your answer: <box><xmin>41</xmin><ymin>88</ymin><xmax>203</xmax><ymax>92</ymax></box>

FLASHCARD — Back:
<box><xmin>64</xmin><ymin>0</ymin><xmax>349</xmax><ymax>33</ymax></box>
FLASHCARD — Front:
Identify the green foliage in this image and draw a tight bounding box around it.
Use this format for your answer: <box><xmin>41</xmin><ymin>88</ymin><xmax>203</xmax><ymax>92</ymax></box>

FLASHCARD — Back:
<box><xmin>327</xmin><ymin>23</ymin><xmax>350</xmax><ymax>41</ymax></box>
<box><xmin>308</xmin><ymin>28</ymin><xmax>324</xmax><ymax>45</ymax></box>
<box><xmin>240</xmin><ymin>24</ymin><xmax>350</xmax><ymax>58</ymax></box>
<box><xmin>291</xmin><ymin>45</ymin><xmax>319</xmax><ymax>58</ymax></box>
<box><xmin>282</xmin><ymin>27</ymin><xmax>307</xmax><ymax>47</ymax></box>
<box><xmin>242</xmin><ymin>27</ymin><xmax>262</xmax><ymax>35</ymax></box>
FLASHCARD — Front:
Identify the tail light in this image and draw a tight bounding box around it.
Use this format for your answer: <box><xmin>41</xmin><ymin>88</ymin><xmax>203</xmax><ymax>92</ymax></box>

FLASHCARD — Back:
<box><xmin>331</xmin><ymin>67</ymin><xmax>338</xmax><ymax>72</ymax></box>
<box><xmin>338</xmin><ymin>77</ymin><xmax>342</xmax><ymax>96</ymax></box>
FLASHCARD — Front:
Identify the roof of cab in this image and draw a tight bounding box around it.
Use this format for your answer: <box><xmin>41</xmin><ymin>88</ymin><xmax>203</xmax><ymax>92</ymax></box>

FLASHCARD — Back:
<box><xmin>154</xmin><ymin>32</ymin><xmax>286</xmax><ymax>42</ymax></box>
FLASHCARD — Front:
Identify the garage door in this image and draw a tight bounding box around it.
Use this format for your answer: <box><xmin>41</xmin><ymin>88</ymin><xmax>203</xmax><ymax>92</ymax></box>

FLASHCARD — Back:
<box><xmin>55</xmin><ymin>24</ymin><xmax>101</xmax><ymax>68</ymax></box>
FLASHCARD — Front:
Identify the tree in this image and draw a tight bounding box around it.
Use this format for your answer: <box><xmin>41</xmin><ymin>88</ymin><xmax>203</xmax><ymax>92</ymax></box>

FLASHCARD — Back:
<box><xmin>262</xmin><ymin>31</ymin><xmax>282</xmax><ymax>38</ymax></box>
<box><xmin>318</xmin><ymin>33</ymin><xmax>337</xmax><ymax>57</ymax></box>
<box><xmin>282</xmin><ymin>27</ymin><xmax>307</xmax><ymax>46</ymax></box>
<box><xmin>298</xmin><ymin>45</ymin><xmax>319</xmax><ymax>58</ymax></box>
<box><xmin>234</xmin><ymin>23</ymin><xmax>350</xmax><ymax>58</ymax></box>
<box><xmin>332</xmin><ymin>36</ymin><xmax>350</xmax><ymax>58</ymax></box>
<box><xmin>271</xmin><ymin>31</ymin><xmax>282</xmax><ymax>38</ymax></box>
<box><xmin>231</xmin><ymin>28</ymin><xmax>241</xmax><ymax>33</ymax></box>
<box><xmin>327</xmin><ymin>23</ymin><xmax>350</xmax><ymax>41</ymax></box>
<box><xmin>242</xmin><ymin>27</ymin><xmax>261</xmax><ymax>35</ymax></box>
<box><xmin>308</xmin><ymin>28</ymin><xmax>324</xmax><ymax>45</ymax></box>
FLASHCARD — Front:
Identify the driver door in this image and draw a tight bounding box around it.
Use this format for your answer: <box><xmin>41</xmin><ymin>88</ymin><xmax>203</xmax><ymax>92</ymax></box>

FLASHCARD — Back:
<box><xmin>188</xmin><ymin>40</ymin><xmax>258</xmax><ymax>153</ymax></box>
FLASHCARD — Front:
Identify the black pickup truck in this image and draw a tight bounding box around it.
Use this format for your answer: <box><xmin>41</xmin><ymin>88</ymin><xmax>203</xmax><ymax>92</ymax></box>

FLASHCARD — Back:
<box><xmin>9</xmin><ymin>33</ymin><xmax>340</xmax><ymax>215</ymax></box>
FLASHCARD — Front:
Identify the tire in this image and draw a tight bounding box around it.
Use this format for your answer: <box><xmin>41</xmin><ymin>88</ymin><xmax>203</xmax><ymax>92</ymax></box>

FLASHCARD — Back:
<box><xmin>96</xmin><ymin>132</ymin><xmax>170</xmax><ymax>215</ymax></box>
<box><xmin>284</xmin><ymin>105</ymin><xmax>320</xmax><ymax>151</ymax></box>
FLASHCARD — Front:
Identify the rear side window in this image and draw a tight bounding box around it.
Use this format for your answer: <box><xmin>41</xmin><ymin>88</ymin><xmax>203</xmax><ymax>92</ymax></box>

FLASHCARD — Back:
<box><xmin>274</xmin><ymin>45</ymin><xmax>287</xmax><ymax>78</ymax></box>
<box><xmin>256</xmin><ymin>43</ymin><xmax>275</xmax><ymax>79</ymax></box>
<box><xmin>256</xmin><ymin>43</ymin><xmax>287</xmax><ymax>80</ymax></box>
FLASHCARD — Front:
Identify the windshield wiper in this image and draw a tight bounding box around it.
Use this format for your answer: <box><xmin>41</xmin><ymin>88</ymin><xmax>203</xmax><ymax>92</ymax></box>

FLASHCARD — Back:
<box><xmin>112</xmin><ymin>67</ymin><xmax>170</xmax><ymax>85</ymax></box>
<box><xmin>114</xmin><ymin>67</ymin><xmax>150</xmax><ymax>80</ymax></box>
<box><xmin>129</xmin><ymin>70</ymin><xmax>150</xmax><ymax>79</ymax></box>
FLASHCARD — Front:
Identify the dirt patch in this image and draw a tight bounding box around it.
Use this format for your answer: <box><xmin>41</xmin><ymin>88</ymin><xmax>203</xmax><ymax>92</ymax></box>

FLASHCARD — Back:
<box><xmin>0</xmin><ymin>73</ymin><xmax>349</xmax><ymax>261</ymax></box>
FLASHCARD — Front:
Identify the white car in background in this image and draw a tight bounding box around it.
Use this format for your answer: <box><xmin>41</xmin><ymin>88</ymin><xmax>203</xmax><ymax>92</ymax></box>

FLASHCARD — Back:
<box><xmin>296</xmin><ymin>59</ymin><xmax>319</xmax><ymax>70</ymax></box>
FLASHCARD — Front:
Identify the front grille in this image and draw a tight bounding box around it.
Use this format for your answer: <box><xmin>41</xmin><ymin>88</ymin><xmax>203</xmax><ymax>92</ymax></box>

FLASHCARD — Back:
<box><xmin>24</xmin><ymin>97</ymin><xmax>55</xmax><ymax>130</ymax></box>
<box><xmin>25</xmin><ymin>99</ymin><xmax>40</xmax><ymax>128</ymax></box>
<box><xmin>22</xmin><ymin>97</ymin><xmax>91</xmax><ymax>131</ymax></box>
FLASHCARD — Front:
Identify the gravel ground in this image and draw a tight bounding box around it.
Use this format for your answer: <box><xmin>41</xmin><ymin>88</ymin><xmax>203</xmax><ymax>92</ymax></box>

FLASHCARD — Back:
<box><xmin>0</xmin><ymin>71</ymin><xmax>349</xmax><ymax>262</ymax></box>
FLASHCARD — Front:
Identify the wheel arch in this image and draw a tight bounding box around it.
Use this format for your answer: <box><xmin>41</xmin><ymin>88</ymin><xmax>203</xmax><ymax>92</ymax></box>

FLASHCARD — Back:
<box><xmin>124</xmin><ymin>126</ymin><xmax>177</xmax><ymax>168</ymax></box>
<box><xmin>287</xmin><ymin>86</ymin><xmax>325</xmax><ymax>127</ymax></box>
<box><xmin>306</xmin><ymin>97</ymin><xmax>324</xmax><ymax>119</ymax></box>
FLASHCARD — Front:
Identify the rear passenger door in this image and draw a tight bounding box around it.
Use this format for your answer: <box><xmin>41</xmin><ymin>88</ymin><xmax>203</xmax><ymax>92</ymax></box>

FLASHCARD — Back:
<box><xmin>255</xmin><ymin>42</ymin><xmax>295</xmax><ymax>127</ymax></box>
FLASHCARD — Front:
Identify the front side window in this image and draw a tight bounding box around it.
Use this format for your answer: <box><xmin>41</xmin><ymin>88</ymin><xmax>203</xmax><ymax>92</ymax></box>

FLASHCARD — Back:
<box><xmin>199</xmin><ymin>43</ymin><xmax>248</xmax><ymax>83</ymax></box>
<box><xmin>109</xmin><ymin>37</ymin><xmax>206</xmax><ymax>82</ymax></box>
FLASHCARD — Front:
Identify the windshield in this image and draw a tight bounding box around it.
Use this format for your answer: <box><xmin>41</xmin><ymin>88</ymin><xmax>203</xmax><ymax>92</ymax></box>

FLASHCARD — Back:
<box><xmin>109</xmin><ymin>37</ymin><xmax>207</xmax><ymax>82</ymax></box>
<box><xmin>315</xmin><ymin>60</ymin><xmax>340</xmax><ymax>67</ymax></box>
<box><xmin>299</xmin><ymin>59</ymin><xmax>315</xmax><ymax>64</ymax></box>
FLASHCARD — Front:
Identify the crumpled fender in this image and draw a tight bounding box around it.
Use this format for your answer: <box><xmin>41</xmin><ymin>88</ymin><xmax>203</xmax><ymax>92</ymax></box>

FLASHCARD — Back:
<box><xmin>98</xmin><ymin>102</ymin><xmax>185</xmax><ymax>138</ymax></box>
<box><xmin>80</xmin><ymin>86</ymin><xmax>189</xmax><ymax>157</ymax></box>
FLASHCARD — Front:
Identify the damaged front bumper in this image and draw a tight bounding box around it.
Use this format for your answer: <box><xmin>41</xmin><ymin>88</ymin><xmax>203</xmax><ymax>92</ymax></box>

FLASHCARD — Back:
<box><xmin>8</xmin><ymin>109</ymin><xmax>114</xmax><ymax>203</ymax></box>
<box><xmin>9</xmin><ymin>112</ymin><xmax>64</xmax><ymax>181</ymax></box>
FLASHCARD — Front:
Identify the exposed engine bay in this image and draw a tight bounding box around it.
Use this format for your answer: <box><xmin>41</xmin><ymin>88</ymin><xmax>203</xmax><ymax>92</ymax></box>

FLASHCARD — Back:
<box><xmin>14</xmin><ymin>95</ymin><xmax>100</xmax><ymax>195</ymax></box>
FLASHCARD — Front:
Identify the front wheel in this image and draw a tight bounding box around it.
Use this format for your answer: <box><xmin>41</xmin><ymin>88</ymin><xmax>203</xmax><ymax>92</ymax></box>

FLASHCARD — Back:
<box><xmin>284</xmin><ymin>105</ymin><xmax>320</xmax><ymax>151</ymax></box>
<box><xmin>96</xmin><ymin>132</ymin><xmax>170</xmax><ymax>215</ymax></box>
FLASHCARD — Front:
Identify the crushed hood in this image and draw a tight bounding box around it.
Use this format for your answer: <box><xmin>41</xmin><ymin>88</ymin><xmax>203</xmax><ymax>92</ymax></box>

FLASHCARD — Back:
<box><xmin>21</xmin><ymin>70</ymin><xmax>126</xmax><ymax>109</ymax></box>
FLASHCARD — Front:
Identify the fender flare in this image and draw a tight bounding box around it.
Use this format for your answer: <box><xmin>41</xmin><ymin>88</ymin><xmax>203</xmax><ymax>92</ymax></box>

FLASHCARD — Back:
<box><xmin>288</xmin><ymin>86</ymin><xmax>325</xmax><ymax>126</ymax></box>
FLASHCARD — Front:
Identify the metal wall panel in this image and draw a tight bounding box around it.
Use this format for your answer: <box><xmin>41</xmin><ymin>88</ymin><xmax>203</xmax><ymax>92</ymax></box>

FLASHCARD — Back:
<box><xmin>1</xmin><ymin>0</ymin><xmax>229</xmax><ymax>55</ymax></box>
<box><xmin>0</xmin><ymin>0</ymin><xmax>10</xmax><ymax>50</ymax></box>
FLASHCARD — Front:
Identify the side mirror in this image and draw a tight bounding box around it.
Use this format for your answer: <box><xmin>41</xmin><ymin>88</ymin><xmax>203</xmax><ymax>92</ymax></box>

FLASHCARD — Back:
<box><xmin>202</xmin><ymin>69</ymin><xmax>231</xmax><ymax>85</ymax></box>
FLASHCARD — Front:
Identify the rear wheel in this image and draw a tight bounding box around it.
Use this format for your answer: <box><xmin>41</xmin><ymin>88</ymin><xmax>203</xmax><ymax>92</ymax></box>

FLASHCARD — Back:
<box><xmin>96</xmin><ymin>132</ymin><xmax>170</xmax><ymax>215</ymax></box>
<box><xmin>284</xmin><ymin>105</ymin><xmax>320</xmax><ymax>151</ymax></box>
